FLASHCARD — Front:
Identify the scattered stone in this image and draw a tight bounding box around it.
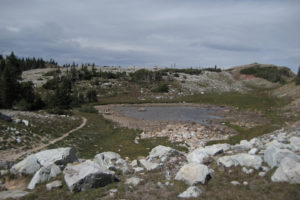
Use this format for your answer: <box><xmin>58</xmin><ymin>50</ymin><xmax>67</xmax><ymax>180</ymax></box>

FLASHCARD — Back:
<box><xmin>248</xmin><ymin>148</ymin><xmax>258</xmax><ymax>155</ymax></box>
<box><xmin>94</xmin><ymin>152</ymin><xmax>121</xmax><ymax>169</ymax></box>
<box><xmin>46</xmin><ymin>180</ymin><xmax>62</xmax><ymax>190</ymax></box>
<box><xmin>217</xmin><ymin>153</ymin><xmax>263</xmax><ymax>169</ymax></box>
<box><xmin>130</xmin><ymin>160</ymin><xmax>138</xmax><ymax>167</ymax></box>
<box><xmin>175</xmin><ymin>163</ymin><xmax>211</xmax><ymax>185</ymax></box>
<box><xmin>234</xmin><ymin>140</ymin><xmax>252</xmax><ymax>150</ymax></box>
<box><xmin>28</xmin><ymin>164</ymin><xmax>61</xmax><ymax>190</ymax></box>
<box><xmin>64</xmin><ymin>160</ymin><xmax>117</xmax><ymax>193</ymax></box>
<box><xmin>259</xmin><ymin>172</ymin><xmax>266</xmax><ymax>177</ymax></box>
<box><xmin>139</xmin><ymin>159</ymin><xmax>160</xmax><ymax>171</ymax></box>
<box><xmin>264</xmin><ymin>146</ymin><xmax>300</xmax><ymax>168</ymax></box>
<box><xmin>202</xmin><ymin>143</ymin><xmax>231</xmax><ymax>156</ymax></box>
<box><xmin>261</xmin><ymin>166</ymin><xmax>270</xmax><ymax>172</ymax></box>
<box><xmin>11</xmin><ymin>147</ymin><xmax>78</xmax><ymax>175</ymax></box>
<box><xmin>231</xmin><ymin>181</ymin><xmax>240</xmax><ymax>185</ymax></box>
<box><xmin>187</xmin><ymin>149</ymin><xmax>210</xmax><ymax>164</ymax></box>
<box><xmin>147</xmin><ymin>145</ymin><xmax>180</xmax><ymax>163</ymax></box>
<box><xmin>178</xmin><ymin>186</ymin><xmax>202</xmax><ymax>198</ymax></box>
<box><xmin>242</xmin><ymin>167</ymin><xmax>254</xmax><ymax>174</ymax></box>
<box><xmin>271</xmin><ymin>157</ymin><xmax>300</xmax><ymax>184</ymax></box>
<box><xmin>243</xmin><ymin>181</ymin><xmax>248</xmax><ymax>185</ymax></box>
<box><xmin>22</xmin><ymin>120</ymin><xmax>29</xmax><ymax>126</ymax></box>
<box><xmin>94</xmin><ymin>152</ymin><xmax>129</xmax><ymax>174</ymax></box>
<box><xmin>125</xmin><ymin>177</ymin><xmax>143</xmax><ymax>187</ymax></box>
<box><xmin>0</xmin><ymin>190</ymin><xmax>29</xmax><ymax>199</ymax></box>
<box><xmin>156</xmin><ymin>181</ymin><xmax>163</xmax><ymax>188</ymax></box>
<box><xmin>133</xmin><ymin>167</ymin><xmax>144</xmax><ymax>173</ymax></box>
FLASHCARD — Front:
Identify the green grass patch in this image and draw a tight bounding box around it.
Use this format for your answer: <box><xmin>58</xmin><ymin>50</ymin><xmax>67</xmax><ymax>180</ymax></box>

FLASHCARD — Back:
<box><xmin>48</xmin><ymin>111</ymin><xmax>186</xmax><ymax>159</ymax></box>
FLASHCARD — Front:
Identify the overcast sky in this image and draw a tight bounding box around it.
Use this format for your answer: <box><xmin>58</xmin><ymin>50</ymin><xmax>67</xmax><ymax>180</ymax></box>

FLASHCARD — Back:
<box><xmin>0</xmin><ymin>0</ymin><xmax>299</xmax><ymax>71</ymax></box>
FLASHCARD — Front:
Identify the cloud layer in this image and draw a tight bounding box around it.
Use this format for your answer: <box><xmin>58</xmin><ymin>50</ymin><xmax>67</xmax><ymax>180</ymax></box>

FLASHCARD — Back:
<box><xmin>0</xmin><ymin>0</ymin><xmax>299</xmax><ymax>71</ymax></box>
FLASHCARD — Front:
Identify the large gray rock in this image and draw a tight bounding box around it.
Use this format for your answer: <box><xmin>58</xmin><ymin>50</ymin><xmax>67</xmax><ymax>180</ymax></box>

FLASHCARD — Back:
<box><xmin>147</xmin><ymin>145</ymin><xmax>180</xmax><ymax>163</ymax></box>
<box><xmin>290</xmin><ymin>137</ymin><xmax>300</xmax><ymax>152</ymax></box>
<box><xmin>64</xmin><ymin>160</ymin><xmax>116</xmax><ymax>193</ymax></box>
<box><xmin>217</xmin><ymin>153</ymin><xmax>262</xmax><ymax>169</ymax></box>
<box><xmin>175</xmin><ymin>163</ymin><xmax>211</xmax><ymax>185</ymax></box>
<box><xmin>27</xmin><ymin>164</ymin><xmax>61</xmax><ymax>190</ymax></box>
<box><xmin>0</xmin><ymin>190</ymin><xmax>29</xmax><ymax>200</ymax></box>
<box><xmin>11</xmin><ymin>147</ymin><xmax>77</xmax><ymax>175</ymax></box>
<box><xmin>178</xmin><ymin>186</ymin><xmax>202</xmax><ymax>198</ymax></box>
<box><xmin>271</xmin><ymin>157</ymin><xmax>300</xmax><ymax>184</ymax></box>
<box><xmin>139</xmin><ymin>159</ymin><xmax>160</xmax><ymax>171</ymax></box>
<box><xmin>264</xmin><ymin>146</ymin><xmax>300</xmax><ymax>168</ymax></box>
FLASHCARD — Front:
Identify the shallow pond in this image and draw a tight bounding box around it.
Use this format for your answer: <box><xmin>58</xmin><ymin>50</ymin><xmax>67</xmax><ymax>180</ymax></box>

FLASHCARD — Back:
<box><xmin>112</xmin><ymin>105</ymin><xmax>223</xmax><ymax>124</ymax></box>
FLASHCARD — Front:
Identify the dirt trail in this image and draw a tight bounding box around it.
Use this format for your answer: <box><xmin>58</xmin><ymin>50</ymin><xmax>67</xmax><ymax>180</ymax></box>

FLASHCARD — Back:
<box><xmin>1</xmin><ymin>117</ymin><xmax>87</xmax><ymax>161</ymax></box>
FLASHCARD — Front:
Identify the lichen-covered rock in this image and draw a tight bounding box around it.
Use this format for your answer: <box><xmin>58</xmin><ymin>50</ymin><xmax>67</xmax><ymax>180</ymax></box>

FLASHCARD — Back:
<box><xmin>271</xmin><ymin>157</ymin><xmax>300</xmax><ymax>184</ymax></box>
<box><xmin>175</xmin><ymin>163</ymin><xmax>211</xmax><ymax>185</ymax></box>
<box><xmin>217</xmin><ymin>153</ymin><xmax>262</xmax><ymax>169</ymax></box>
<box><xmin>64</xmin><ymin>160</ymin><xmax>117</xmax><ymax>193</ymax></box>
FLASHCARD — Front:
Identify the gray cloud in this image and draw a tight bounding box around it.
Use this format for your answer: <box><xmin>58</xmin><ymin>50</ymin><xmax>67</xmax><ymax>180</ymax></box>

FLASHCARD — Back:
<box><xmin>0</xmin><ymin>0</ymin><xmax>299</xmax><ymax>72</ymax></box>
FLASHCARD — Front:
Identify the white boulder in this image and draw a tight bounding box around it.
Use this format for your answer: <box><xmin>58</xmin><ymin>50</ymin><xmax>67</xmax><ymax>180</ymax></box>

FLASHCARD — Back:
<box><xmin>175</xmin><ymin>163</ymin><xmax>211</xmax><ymax>185</ymax></box>
<box><xmin>217</xmin><ymin>153</ymin><xmax>262</xmax><ymax>169</ymax></box>
<box><xmin>63</xmin><ymin>160</ymin><xmax>116</xmax><ymax>193</ymax></box>
<box><xmin>11</xmin><ymin>147</ymin><xmax>77</xmax><ymax>175</ymax></box>
<box><xmin>264</xmin><ymin>146</ymin><xmax>300</xmax><ymax>168</ymax></box>
<box><xmin>178</xmin><ymin>186</ymin><xmax>202</xmax><ymax>198</ymax></box>
<box><xmin>271</xmin><ymin>157</ymin><xmax>300</xmax><ymax>184</ymax></box>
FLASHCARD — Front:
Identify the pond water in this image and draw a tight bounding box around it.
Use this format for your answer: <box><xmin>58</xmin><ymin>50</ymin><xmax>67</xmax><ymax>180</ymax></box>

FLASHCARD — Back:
<box><xmin>112</xmin><ymin>106</ymin><xmax>223</xmax><ymax>124</ymax></box>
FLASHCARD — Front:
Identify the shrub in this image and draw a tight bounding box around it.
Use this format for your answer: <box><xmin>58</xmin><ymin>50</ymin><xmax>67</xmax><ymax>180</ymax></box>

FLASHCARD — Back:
<box><xmin>86</xmin><ymin>89</ymin><xmax>98</xmax><ymax>103</ymax></box>
<box><xmin>151</xmin><ymin>83</ymin><xmax>169</xmax><ymax>93</ymax></box>
<box><xmin>79</xmin><ymin>105</ymin><xmax>98</xmax><ymax>113</ymax></box>
<box><xmin>240</xmin><ymin>65</ymin><xmax>291</xmax><ymax>83</ymax></box>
